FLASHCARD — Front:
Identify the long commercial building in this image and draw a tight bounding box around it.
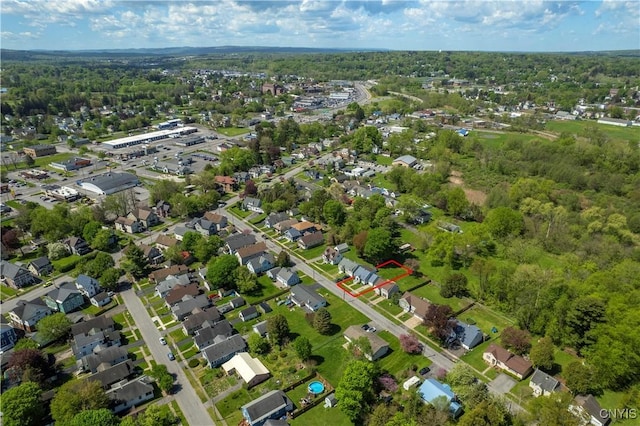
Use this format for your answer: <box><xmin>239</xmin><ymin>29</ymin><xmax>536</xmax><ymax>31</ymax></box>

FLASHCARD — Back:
<box><xmin>99</xmin><ymin>127</ymin><xmax>197</xmax><ymax>150</ymax></box>
<box><xmin>77</xmin><ymin>172</ymin><xmax>140</xmax><ymax>195</ymax></box>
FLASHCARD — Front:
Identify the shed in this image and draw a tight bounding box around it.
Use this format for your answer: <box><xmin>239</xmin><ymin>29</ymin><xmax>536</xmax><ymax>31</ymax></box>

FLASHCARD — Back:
<box><xmin>324</xmin><ymin>393</ymin><xmax>338</xmax><ymax>408</ymax></box>
<box><xmin>403</xmin><ymin>376</ymin><xmax>422</xmax><ymax>391</ymax></box>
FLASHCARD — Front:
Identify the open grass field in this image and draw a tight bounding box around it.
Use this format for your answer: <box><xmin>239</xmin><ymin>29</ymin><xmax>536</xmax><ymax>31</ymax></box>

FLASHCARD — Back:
<box><xmin>243</xmin><ymin>274</ymin><xmax>284</xmax><ymax>305</ymax></box>
<box><xmin>291</xmin><ymin>403</ymin><xmax>353</xmax><ymax>426</ymax></box>
<box><xmin>474</xmin><ymin>130</ymin><xmax>541</xmax><ymax>149</ymax></box>
<box><xmin>460</xmin><ymin>339</ymin><xmax>494</xmax><ymax>373</ymax></box>
<box><xmin>545</xmin><ymin>120</ymin><xmax>640</xmax><ymax>142</ymax></box>
<box><xmin>215</xmin><ymin>127</ymin><xmax>251</xmax><ymax>137</ymax></box>
<box><xmin>294</xmin><ymin>243</ymin><xmax>328</xmax><ymax>260</ymax></box>
<box><xmin>411</xmin><ymin>283</ymin><xmax>468</xmax><ymax>312</ymax></box>
<box><xmin>457</xmin><ymin>304</ymin><xmax>514</xmax><ymax>335</ymax></box>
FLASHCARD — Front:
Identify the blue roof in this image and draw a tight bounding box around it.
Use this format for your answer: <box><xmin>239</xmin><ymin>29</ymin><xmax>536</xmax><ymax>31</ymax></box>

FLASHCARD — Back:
<box><xmin>455</xmin><ymin>321</ymin><xmax>483</xmax><ymax>349</ymax></box>
<box><xmin>76</xmin><ymin>274</ymin><xmax>98</xmax><ymax>288</ymax></box>
<box><xmin>418</xmin><ymin>379</ymin><xmax>462</xmax><ymax>416</ymax></box>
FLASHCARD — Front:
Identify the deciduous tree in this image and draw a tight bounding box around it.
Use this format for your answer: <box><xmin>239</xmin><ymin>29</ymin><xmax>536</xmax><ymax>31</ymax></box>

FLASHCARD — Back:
<box><xmin>50</xmin><ymin>379</ymin><xmax>110</xmax><ymax>424</ymax></box>
<box><xmin>363</xmin><ymin>227</ymin><xmax>395</xmax><ymax>263</ymax></box>
<box><xmin>335</xmin><ymin>360</ymin><xmax>379</xmax><ymax>423</ymax></box>
<box><xmin>441</xmin><ymin>273</ymin><xmax>469</xmax><ymax>298</ymax></box>
<box><xmin>530</xmin><ymin>337</ymin><xmax>555</xmax><ymax>371</ymax></box>
<box><xmin>7</xmin><ymin>348</ymin><xmax>50</xmax><ymax>385</ymax></box>
<box><xmin>247</xmin><ymin>333</ymin><xmax>270</xmax><ymax>355</ymax></box>
<box><xmin>293</xmin><ymin>336</ymin><xmax>312</xmax><ymax>361</ymax></box>
<box><xmin>149</xmin><ymin>364</ymin><xmax>174</xmax><ymax>393</ymax></box>
<box><xmin>121</xmin><ymin>244</ymin><xmax>148</xmax><ymax>278</ymax></box>
<box><xmin>36</xmin><ymin>312</ymin><xmax>71</xmax><ymax>342</ymax></box>
<box><xmin>205</xmin><ymin>254</ymin><xmax>239</xmax><ymax>289</ymax></box>
<box><xmin>235</xmin><ymin>266</ymin><xmax>259</xmax><ymax>294</ymax></box>
<box><xmin>69</xmin><ymin>409</ymin><xmax>120</xmax><ymax>426</ymax></box>
<box><xmin>0</xmin><ymin>381</ymin><xmax>45</xmax><ymax>426</ymax></box>
<box><xmin>423</xmin><ymin>304</ymin><xmax>455</xmax><ymax>343</ymax></box>
<box><xmin>399</xmin><ymin>334</ymin><xmax>422</xmax><ymax>354</ymax></box>
<box><xmin>501</xmin><ymin>326</ymin><xmax>532</xmax><ymax>355</ymax></box>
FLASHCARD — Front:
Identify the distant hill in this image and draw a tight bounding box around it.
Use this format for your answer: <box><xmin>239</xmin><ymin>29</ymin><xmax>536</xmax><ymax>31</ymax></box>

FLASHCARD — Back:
<box><xmin>0</xmin><ymin>45</ymin><xmax>389</xmax><ymax>61</ymax></box>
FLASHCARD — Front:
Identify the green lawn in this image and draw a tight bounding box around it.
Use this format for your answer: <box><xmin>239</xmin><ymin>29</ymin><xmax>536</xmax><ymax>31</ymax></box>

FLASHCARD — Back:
<box><xmin>51</xmin><ymin>254</ymin><xmax>82</xmax><ymax>272</ymax></box>
<box><xmin>291</xmin><ymin>403</ymin><xmax>353</xmax><ymax>426</ymax></box>
<box><xmin>215</xmin><ymin>127</ymin><xmax>251</xmax><ymax>137</ymax></box>
<box><xmin>545</xmin><ymin>120</ymin><xmax>640</xmax><ymax>142</ymax></box>
<box><xmin>295</xmin><ymin>244</ymin><xmax>328</xmax><ymax>261</ymax></box>
<box><xmin>460</xmin><ymin>340</ymin><xmax>494</xmax><ymax>373</ymax></box>
<box><xmin>374</xmin><ymin>155</ymin><xmax>393</xmax><ymax>166</ymax></box>
<box><xmin>377</xmin><ymin>330</ymin><xmax>431</xmax><ymax>378</ymax></box>
<box><xmin>243</xmin><ymin>275</ymin><xmax>284</xmax><ymax>305</ymax></box>
<box><xmin>229</xmin><ymin>204</ymin><xmax>252</xmax><ymax>218</ymax></box>
<box><xmin>0</xmin><ymin>285</ymin><xmax>18</xmax><ymax>299</ymax></box>
<box><xmin>457</xmin><ymin>304</ymin><xmax>514</xmax><ymax>336</ymax></box>
<box><xmin>410</xmin><ymin>283</ymin><xmax>468</xmax><ymax>312</ymax></box>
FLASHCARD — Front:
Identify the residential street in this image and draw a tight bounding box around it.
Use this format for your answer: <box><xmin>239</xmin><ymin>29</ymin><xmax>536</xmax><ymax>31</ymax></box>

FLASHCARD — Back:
<box><xmin>121</xmin><ymin>288</ymin><xmax>215</xmax><ymax>426</ymax></box>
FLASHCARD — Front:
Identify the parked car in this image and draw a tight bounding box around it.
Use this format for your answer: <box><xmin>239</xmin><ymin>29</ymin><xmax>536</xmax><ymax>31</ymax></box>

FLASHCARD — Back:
<box><xmin>167</xmin><ymin>352</ymin><xmax>175</xmax><ymax>361</ymax></box>
<box><xmin>159</xmin><ymin>337</ymin><xmax>167</xmax><ymax>345</ymax></box>
<box><xmin>367</xmin><ymin>326</ymin><xmax>377</xmax><ymax>333</ymax></box>
<box><xmin>419</xmin><ymin>367</ymin><xmax>431</xmax><ymax>376</ymax></box>
<box><xmin>361</xmin><ymin>324</ymin><xmax>370</xmax><ymax>331</ymax></box>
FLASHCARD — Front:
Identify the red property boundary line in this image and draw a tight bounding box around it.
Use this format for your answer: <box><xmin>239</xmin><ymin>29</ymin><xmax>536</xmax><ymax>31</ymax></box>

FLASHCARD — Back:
<box><xmin>336</xmin><ymin>259</ymin><xmax>413</xmax><ymax>298</ymax></box>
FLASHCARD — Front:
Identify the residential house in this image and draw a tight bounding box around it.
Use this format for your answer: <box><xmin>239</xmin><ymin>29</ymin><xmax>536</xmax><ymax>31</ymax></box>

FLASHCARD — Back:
<box><xmin>215</xmin><ymin>175</ymin><xmax>237</xmax><ymax>193</ymax></box>
<box><xmin>155</xmin><ymin>234</ymin><xmax>178</xmax><ymax>251</ymax></box>
<box><xmin>155</xmin><ymin>273</ymin><xmax>192</xmax><ymax>298</ymax></box>
<box><xmin>43</xmin><ymin>283</ymin><xmax>85</xmax><ymax>313</ymax></box>
<box><xmin>28</xmin><ymin>256</ymin><xmax>53</xmax><ymax>276</ymax></box>
<box><xmin>156</xmin><ymin>200</ymin><xmax>171</xmax><ymax>218</ymax></box>
<box><xmin>335</xmin><ymin>243</ymin><xmax>349</xmax><ymax>253</ymax></box>
<box><xmin>139</xmin><ymin>244</ymin><xmax>164</xmax><ymax>265</ymax></box>
<box><xmin>148</xmin><ymin>264</ymin><xmax>189</xmax><ymax>283</ymax></box>
<box><xmin>164</xmin><ymin>283</ymin><xmax>201</xmax><ymax>307</ymax></box>
<box><xmin>0</xmin><ymin>321</ymin><xmax>18</xmax><ymax>353</ymax></box>
<box><xmin>298</xmin><ymin>231</ymin><xmax>324</xmax><ymax>250</ymax></box>
<box><xmin>202</xmin><ymin>334</ymin><xmax>247</xmax><ymax>368</ymax></box>
<box><xmin>283</xmin><ymin>228</ymin><xmax>302</xmax><ymax>242</ymax></box>
<box><xmin>399</xmin><ymin>292</ymin><xmax>432</xmax><ymax>320</ymax></box>
<box><xmin>222</xmin><ymin>352</ymin><xmax>270</xmax><ymax>388</ymax></box>
<box><xmin>242</xmin><ymin>197</ymin><xmax>263</xmax><ymax>213</ymax></box>
<box><xmin>241</xmin><ymin>389</ymin><xmax>294</xmax><ymax>426</ymax></box>
<box><xmin>115</xmin><ymin>216</ymin><xmax>144</xmax><ymax>234</ymax></box>
<box><xmin>452</xmin><ymin>321</ymin><xmax>484</xmax><ymax>350</ymax></box>
<box><xmin>0</xmin><ymin>261</ymin><xmax>36</xmax><ymax>289</ymax></box>
<box><xmin>375</xmin><ymin>281</ymin><xmax>399</xmax><ymax>299</ymax></box>
<box><xmin>194</xmin><ymin>320</ymin><xmax>234</xmax><ymax>351</ymax></box>
<box><xmin>8</xmin><ymin>298</ymin><xmax>52</xmax><ymax>331</ymax></box>
<box><xmin>530</xmin><ymin>368</ymin><xmax>560</xmax><ymax>397</ymax></box>
<box><xmin>173</xmin><ymin>225</ymin><xmax>189</xmax><ymax>241</ymax></box>
<box><xmin>203</xmin><ymin>212</ymin><xmax>228</xmax><ymax>232</ymax></box>
<box><xmin>276</xmin><ymin>268</ymin><xmax>300</xmax><ymax>287</ymax></box>
<box><xmin>236</xmin><ymin>242</ymin><xmax>267</xmax><ymax>265</ymax></box>
<box><xmin>290</xmin><ymin>221</ymin><xmax>319</xmax><ymax>234</ymax></box>
<box><xmin>89</xmin><ymin>360</ymin><xmax>135</xmax><ymax>390</ymax></box>
<box><xmin>194</xmin><ymin>219</ymin><xmax>218</xmax><ymax>237</ymax></box>
<box><xmin>225</xmin><ymin>233</ymin><xmax>257</xmax><ymax>254</ymax></box>
<box><xmin>482</xmin><ymin>344</ymin><xmax>533</xmax><ymax>380</ymax></box>
<box><xmin>239</xmin><ymin>306</ymin><xmax>259</xmax><ymax>322</ymax></box>
<box><xmin>72</xmin><ymin>328</ymin><xmax>122</xmax><ymax>358</ymax></box>
<box><xmin>133</xmin><ymin>207</ymin><xmax>159</xmax><ymax>229</ymax></box>
<box><xmin>290</xmin><ymin>285</ymin><xmax>327</xmax><ymax>311</ymax></box>
<box><xmin>246</xmin><ymin>253</ymin><xmax>275</xmax><ymax>275</ymax></box>
<box><xmin>171</xmin><ymin>294</ymin><xmax>211</xmax><ymax>321</ymax></box>
<box><xmin>322</xmin><ymin>247</ymin><xmax>343</xmax><ymax>265</ymax></box>
<box><xmin>392</xmin><ymin>155</ymin><xmax>418</xmax><ymax>168</ymax></box>
<box><xmin>273</xmin><ymin>218</ymin><xmax>298</xmax><ymax>234</ymax></box>
<box><xmin>76</xmin><ymin>274</ymin><xmax>102</xmax><ymax>298</ymax></box>
<box><xmin>337</xmin><ymin>258</ymin><xmax>360</xmax><ymax>277</ymax></box>
<box><xmin>418</xmin><ymin>379</ymin><xmax>463</xmax><ymax>417</ymax></box>
<box><xmin>64</xmin><ymin>236</ymin><xmax>91</xmax><ymax>255</ymax></box>
<box><xmin>410</xmin><ymin>209</ymin><xmax>432</xmax><ymax>225</ymax></box>
<box><xmin>71</xmin><ymin>315</ymin><xmax>115</xmax><ymax>337</ymax></box>
<box><xmin>570</xmin><ymin>394</ymin><xmax>611</xmax><ymax>426</ymax></box>
<box><xmin>79</xmin><ymin>346</ymin><xmax>128</xmax><ymax>373</ymax></box>
<box><xmin>344</xmin><ymin>325</ymin><xmax>389</xmax><ymax>361</ymax></box>
<box><xmin>252</xmin><ymin>320</ymin><xmax>268</xmax><ymax>337</ymax></box>
<box><xmin>353</xmin><ymin>266</ymin><xmax>381</xmax><ymax>286</ymax></box>
<box><xmin>90</xmin><ymin>292</ymin><xmax>112</xmax><ymax>308</ymax></box>
<box><xmin>265</xmin><ymin>267</ymin><xmax>281</xmax><ymax>282</ymax></box>
<box><xmin>182</xmin><ymin>307</ymin><xmax>222</xmax><ymax>335</ymax></box>
<box><xmin>108</xmin><ymin>377</ymin><xmax>155</xmax><ymax>414</ymax></box>
<box><xmin>264</xmin><ymin>212</ymin><xmax>289</xmax><ymax>229</ymax></box>
<box><xmin>230</xmin><ymin>297</ymin><xmax>246</xmax><ymax>309</ymax></box>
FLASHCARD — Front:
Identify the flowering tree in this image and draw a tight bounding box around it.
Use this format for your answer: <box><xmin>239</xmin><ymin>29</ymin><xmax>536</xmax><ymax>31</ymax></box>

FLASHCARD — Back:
<box><xmin>399</xmin><ymin>334</ymin><xmax>422</xmax><ymax>354</ymax></box>
<box><xmin>377</xmin><ymin>374</ymin><xmax>398</xmax><ymax>393</ymax></box>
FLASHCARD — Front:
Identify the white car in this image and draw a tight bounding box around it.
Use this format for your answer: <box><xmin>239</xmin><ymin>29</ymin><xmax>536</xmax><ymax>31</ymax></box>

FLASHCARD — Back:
<box><xmin>159</xmin><ymin>337</ymin><xmax>167</xmax><ymax>345</ymax></box>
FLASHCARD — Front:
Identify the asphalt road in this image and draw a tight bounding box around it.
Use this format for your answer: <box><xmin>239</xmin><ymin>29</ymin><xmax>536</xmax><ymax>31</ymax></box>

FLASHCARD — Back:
<box><xmin>121</xmin><ymin>287</ymin><xmax>215</xmax><ymax>426</ymax></box>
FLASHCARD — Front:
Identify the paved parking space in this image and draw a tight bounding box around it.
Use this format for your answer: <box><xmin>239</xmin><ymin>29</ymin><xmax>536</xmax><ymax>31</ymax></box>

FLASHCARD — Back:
<box><xmin>489</xmin><ymin>373</ymin><xmax>517</xmax><ymax>395</ymax></box>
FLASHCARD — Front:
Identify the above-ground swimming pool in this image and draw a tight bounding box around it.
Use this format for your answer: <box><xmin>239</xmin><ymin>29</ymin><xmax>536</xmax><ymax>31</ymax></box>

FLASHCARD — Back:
<box><xmin>308</xmin><ymin>381</ymin><xmax>325</xmax><ymax>394</ymax></box>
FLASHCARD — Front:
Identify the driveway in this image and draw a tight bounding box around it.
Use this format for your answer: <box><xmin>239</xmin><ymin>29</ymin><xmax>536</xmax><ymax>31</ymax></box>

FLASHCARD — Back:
<box><xmin>489</xmin><ymin>373</ymin><xmax>517</xmax><ymax>395</ymax></box>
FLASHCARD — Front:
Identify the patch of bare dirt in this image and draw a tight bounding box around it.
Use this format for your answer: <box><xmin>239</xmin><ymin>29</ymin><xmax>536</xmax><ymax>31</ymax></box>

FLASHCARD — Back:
<box><xmin>448</xmin><ymin>170</ymin><xmax>487</xmax><ymax>205</ymax></box>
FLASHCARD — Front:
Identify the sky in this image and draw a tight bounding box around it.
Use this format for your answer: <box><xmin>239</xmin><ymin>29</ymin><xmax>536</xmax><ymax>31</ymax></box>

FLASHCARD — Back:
<box><xmin>1</xmin><ymin>0</ymin><xmax>639</xmax><ymax>52</ymax></box>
